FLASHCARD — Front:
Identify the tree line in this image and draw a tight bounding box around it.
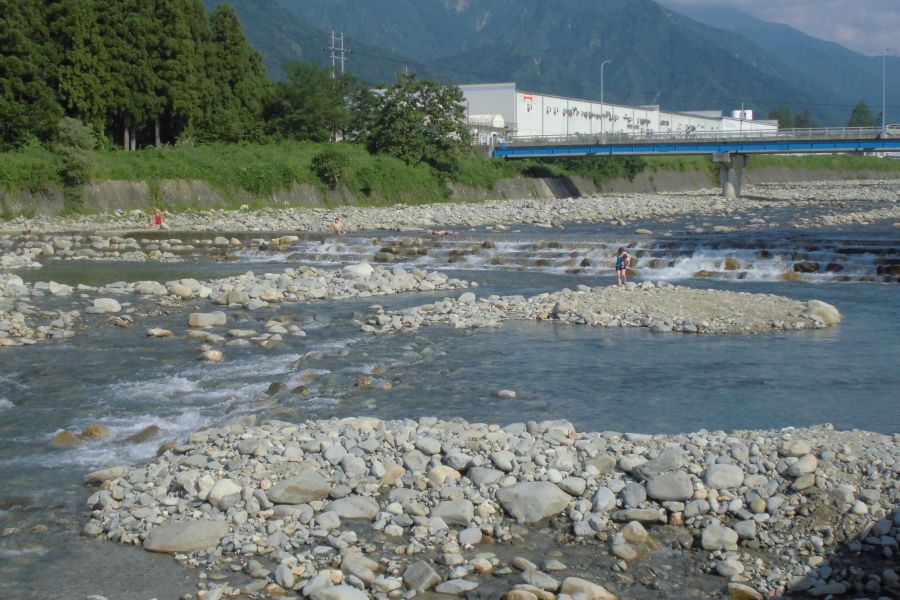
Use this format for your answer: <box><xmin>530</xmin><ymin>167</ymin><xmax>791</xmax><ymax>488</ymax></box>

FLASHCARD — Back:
<box><xmin>768</xmin><ymin>100</ymin><xmax>884</xmax><ymax>130</ymax></box>
<box><xmin>0</xmin><ymin>0</ymin><xmax>470</xmax><ymax>170</ymax></box>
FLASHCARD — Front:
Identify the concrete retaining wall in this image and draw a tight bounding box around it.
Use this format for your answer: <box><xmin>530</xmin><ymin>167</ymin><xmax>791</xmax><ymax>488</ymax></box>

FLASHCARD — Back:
<box><xmin>1</xmin><ymin>168</ymin><xmax>897</xmax><ymax>217</ymax></box>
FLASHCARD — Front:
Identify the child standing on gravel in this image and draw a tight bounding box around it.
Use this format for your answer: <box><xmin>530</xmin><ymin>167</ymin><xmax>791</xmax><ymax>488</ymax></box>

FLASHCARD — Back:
<box><xmin>614</xmin><ymin>246</ymin><xmax>630</xmax><ymax>286</ymax></box>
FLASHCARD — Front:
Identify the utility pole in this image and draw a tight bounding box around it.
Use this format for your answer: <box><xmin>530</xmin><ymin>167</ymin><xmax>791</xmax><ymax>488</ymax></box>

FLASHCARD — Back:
<box><xmin>325</xmin><ymin>31</ymin><xmax>350</xmax><ymax>79</ymax></box>
<box><xmin>883</xmin><ymin>48</ymin><xmax>890</xmax><ymax>134</ymax></box>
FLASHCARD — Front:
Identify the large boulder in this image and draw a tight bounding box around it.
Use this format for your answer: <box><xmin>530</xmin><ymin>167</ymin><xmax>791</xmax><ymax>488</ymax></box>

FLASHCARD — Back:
<box><xmin>701</xmin><ymin>521</ymin><xmax>739</xmax><ymax>550</ymax></box>
<box><xmin>268</xmin><ymin>469</ymin><xmax>330</xmax><ymax>504</ymax></box>
<box><xmin>704</xmin><ymin>464</ymin><xmax>745</xmax><ymax>489</ymax></box>
<box><xmin>326</xmin><ymin>496</ymin><xmax>380</xmax><ymax>519</ymax></box>
<box><xmin>89</xmin><ymin>298</ymin><xmax>122</xmax><ymax>314</ymax></box>
<box><xmin>189</xmin><ymin>311</ymin><xmax>227</xmax><ymax>328</ymax></box>
<box><xmin>143</xmin><ymin>519</ymin><xmax>228</xmax><ymax>553</ymax></box>
<box><xmin>646</xmin><ymin>471</ymin><xmax>693</xmax><ymax>501</ymax></box>
<box><xmin>560</xmin><ymin>577</ymin><xmax>618</xmax><ymax>599</ymax></box>
<box><xmin>495</xmin><ymin>482</ymin><xmax>571</xmax><ymax>523</ymax></box>
<box><xmin>431</xmin><ymin>499</ymin><xmax>474</xmax><ymax>527</ymax></box>
<box><xmin>342</xmin><ymin>263</ymin><xmax>374</xmax><ymax>281</ymax></box>
<box><xmin>803</xmin><ymin>300</ymin><xmax>841</xmax><ymax>325</ymax></box>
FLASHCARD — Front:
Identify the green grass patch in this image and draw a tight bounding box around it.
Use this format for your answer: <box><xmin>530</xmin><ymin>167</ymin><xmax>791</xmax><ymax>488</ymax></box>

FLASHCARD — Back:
<box><xmin>0</xmin><ymin>148</ymin><xmax>61</xmax><ymax>193</ymax></box>
<box><xmin>747</xmin><ymin>154</ymin><xmax>900</xmax><ymax>172</ymax></box>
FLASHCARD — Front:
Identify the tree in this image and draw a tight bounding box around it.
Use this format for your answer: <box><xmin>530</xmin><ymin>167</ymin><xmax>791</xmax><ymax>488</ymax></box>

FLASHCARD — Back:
<box><xmin>768</xmin><ymin>107</ymin><xmax>793</xmax><ymax>130</ymax></box>
<box><xmin>267</xmin><ymin>63</ymin><xmax>355</xmax><ymax>142</ymax></box>
<box><xmin>0</xmin><ymin>0</ymin><xmax>60</xmax><ymax>149</ymax></box>
<box><xmin>793</xmin><ymin>110</ymin><xmax>817</xmax><ymax>129</ymax></box>
<box><xmin>45</xmin><ymin>0</ymin><xmax>108</xmax><ymax>133</ymax></box>
<box><xmin>367</xmin><ymin>74</ymin><xmax>471</xmax><ymax>170</ymax></box>
<box><xmin>199</xmin><ymin>4</ymin><xmax>270</xmax><ymax>142</ymax></box>
<box><xmin>310</xmin><ymin>149</ymin><xmax>349</xmax><ymax>188</ymax></box>
<box><xmin>847</xmin><ymin>100</ymin><xmax>875</xmax><ymax>128</ymax></box>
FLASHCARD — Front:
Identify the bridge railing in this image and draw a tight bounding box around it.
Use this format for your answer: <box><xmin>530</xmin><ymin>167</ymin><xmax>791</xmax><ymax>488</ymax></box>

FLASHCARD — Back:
<box><xmin>502</xmin><ymin>126</ymin><xmax>892</xmax><ymax>147</ymax></box>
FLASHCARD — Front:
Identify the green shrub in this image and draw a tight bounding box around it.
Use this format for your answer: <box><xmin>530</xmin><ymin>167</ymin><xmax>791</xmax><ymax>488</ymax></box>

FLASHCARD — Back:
<box><xmin>310</xmin><ymin>149</ymin><xmax>350</xmax><ymax>189</ymax></box>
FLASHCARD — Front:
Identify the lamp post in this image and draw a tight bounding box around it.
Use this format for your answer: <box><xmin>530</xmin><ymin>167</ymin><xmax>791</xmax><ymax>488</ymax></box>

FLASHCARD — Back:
<box><xmin>883</xmin><ymin>48</ymin><xmax>890</xmax><ymax>134</ymax></box>
<box><xmin>600</xmin><ymin>59</ymin><xmax>611</xmax><ymax>137</ymax></box>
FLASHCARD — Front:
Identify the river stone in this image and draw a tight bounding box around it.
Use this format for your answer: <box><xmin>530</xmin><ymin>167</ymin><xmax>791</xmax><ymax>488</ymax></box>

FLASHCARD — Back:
<box><xmin>522</xmin><ymin>570</ymin><xmax>560</xmax><ymax>592</ymax></box>
<box><xmin>727</xmin><ymin>582</ymin><xmax>764</xmax><ymax>600</ymax></box>
<box><xmin>622</xmin><ymin>520</ymin><xmax>649</xmax><ymax>543</ymax></box>
<box><xmin>189</xmin><ymin>312</ymin><xmax>226</xmax><ymax>328</ymax></box>
<box><xmin>326</xmin><ymin>496</ymin><xmax>380</xmax><ymax>519</ymax></box>
<box><xmin>633</xmin><ymin>448</ymin><xmax>688</xmax><ymax>479</ymax></box>
<box><xmin>496</xmin><ymin>482</ymin><xmax>572</xmax><ymax>523</ymax></box>
<box><xmin>467</xmin><ymin>467</ymin><xmax>504</xmax><ymax>487</ymax></box>
<box><xmin>84</xmin><ymin>466</ymin><xmax>128</xmax><ymax>484</ymax></box>
<box><xmin>458</xmin><ymin>526</ymin><xmax>482</xmax><ymax>546</ymax></box>
<box><xmin>90</xmin><ymin>298</ymin><xmax>121</xmax><ymax>314</ymax></box>
<box><xmin>778</xmin><ymin>439</ymin><xmax>811</xmax><ymax>457</ymax></box>
<box><xmin>310</xmin><ymin>585</ymin><xmax>369</xmax><ymax>600</ymax></box>
<box><xmin>586</xmin><ymin>454</ymin><xmax>617</xmax><ymax>475</ymax></box>
<box><xmin>431</xmin><ymin>499</ymin><xmax>474</xmax><ymax>526</ymax></box>
<box><xmin>646</xmin><ymin>471</ymin><xmax>693</xmax><ymax>501</ymax></box>
<box><xmin>143</xmin><ymin>519</ymin><xmax>228</xmax><ymax>553</ymax></box>
<box><xmin>787</xmin><ymin>454</ymin><xmax>818</xmax><ymax>477</ymax></box>
<box><xmin>803</xmin><ymin>300</ymin><xmax>841</xmax><ymax>325</ymax></box>
<box><xmin>208</xmin><ymin>479</ymin><xmax>241</xmax><ymax>511</ymax></box>
<box><xmin>342</xmin><ymin>263</ymin><xmax>374</xmax><ymax>280</ymax></box>
<box><xmin>622</xmin><ymin>481</ymin><xmax>646</xmax><ymax>507</ymax></box>
<box><xmin>592</xmin><ymin>487</ymin><xmax>617</xmax><ymax>513</ymax></box>
<box><xmin>560</xmin><ymin>577</ymin><xmax>617</xmax><ymax>599</ymax></box>
<box><xmin>704</xmin><ymin>464</ymin><xmax>745</xmax><ymax>489</ymax></box>
<box><xmin>701</xmin><ymin>521</ymin><xmax>739</xmax><ymax>550</ymax></box>
<box><xmin>434</xmin><ymin>579</ymin><xmax>479</xmax><ymax>595</ymax></box>
<box><xmin>50</xmin><ymin>431</ymin><xmax>81</xmax><ymax>448</ymax></box>
<box><xmin>403</xmin><ymin>560</ymin><xmax>441</xmax><ymax>591</ymax></box>
<box><xmin>275</xmin><ymin>563</ymin><xmax>294</xmax><ymax>589</ymax></box>
<box><xmin>268</xmin><ymin>469</ymin><xmax>330</xmax><ymax>504</ymax></box>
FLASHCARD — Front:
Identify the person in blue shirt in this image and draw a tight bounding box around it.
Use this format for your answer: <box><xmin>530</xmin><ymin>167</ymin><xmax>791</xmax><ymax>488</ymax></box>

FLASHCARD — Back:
<box><xmin>614</xmin><ymin>246</ymin><xmax>631</xmax><ymax>286</ymax></box>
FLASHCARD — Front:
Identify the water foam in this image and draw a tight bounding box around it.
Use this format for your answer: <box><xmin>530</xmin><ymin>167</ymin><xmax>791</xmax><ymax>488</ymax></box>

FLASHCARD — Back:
<box><xmin>0</xmin><ymin>398</ymin><xmax>13</xmax><ymax>410</ymax></box>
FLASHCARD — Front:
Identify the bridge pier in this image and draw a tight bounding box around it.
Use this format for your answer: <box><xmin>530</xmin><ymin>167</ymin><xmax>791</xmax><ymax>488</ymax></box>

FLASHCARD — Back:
<box><xmin>713</xmin><ymin>152</ymin><xmax>746</xmax><ymax>199</ymax></box>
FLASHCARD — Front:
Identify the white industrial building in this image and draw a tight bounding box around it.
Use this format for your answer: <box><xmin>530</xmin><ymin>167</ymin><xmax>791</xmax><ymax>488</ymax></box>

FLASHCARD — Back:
<box><xmin>460</xmin><ymin>82</ymin><xmax>777</xmax><ymax>143</ymax></box>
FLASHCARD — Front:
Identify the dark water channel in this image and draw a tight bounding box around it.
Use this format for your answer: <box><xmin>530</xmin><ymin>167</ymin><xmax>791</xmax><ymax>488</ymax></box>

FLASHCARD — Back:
<box><xmin>0</xmin><ymin>224</ymin><xmax>898</xmax><ymax>598</ymax></box>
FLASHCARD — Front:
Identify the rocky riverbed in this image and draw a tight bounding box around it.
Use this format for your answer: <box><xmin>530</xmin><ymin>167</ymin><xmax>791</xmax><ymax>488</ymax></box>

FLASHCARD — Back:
<box><xmin>1</xmin><ymin>181</ymin><xmax>897</xmax><ymax>236</ymax></box>
<box><xmin>0</xmin><ymin>264</ymin><xmax>470</xmax><ymax>348</ymax></box>
<box><xmin>81</xmin><ymin>417</ymin><xmax>899</xmax><ymax>600</ymax></box>
<box><xmin>360</xmin><ymin>283</ymin><xmax>843</xmax><ymax>335</ymax></box>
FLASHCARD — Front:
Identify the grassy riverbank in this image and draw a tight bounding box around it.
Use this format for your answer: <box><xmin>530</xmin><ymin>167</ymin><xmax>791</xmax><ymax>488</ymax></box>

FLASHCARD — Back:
<box><xmin>2</xmin><ymin>142</ymin><xmax>899</xmax><ymax>216</ymax></box>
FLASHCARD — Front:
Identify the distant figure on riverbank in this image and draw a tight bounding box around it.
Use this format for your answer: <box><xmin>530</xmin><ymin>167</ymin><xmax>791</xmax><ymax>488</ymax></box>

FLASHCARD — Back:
<box><xmin>147</xmin><ymin>208</ymin><xmax>166</xmax><ymax>230</ymax></box>
<box><xmin>23</xmin><ymin>222</ymin><xmax>32</xmax><ymax>236</ymax></box>
<box><xmin>615</xmin><ymin>246</ymin><xmax>631</xmax><ymax>286</ymax></box>
<box><xmin>331</xmin><ymin>216</ymin><xmax>346</xmax><ymax>236</ymax></box>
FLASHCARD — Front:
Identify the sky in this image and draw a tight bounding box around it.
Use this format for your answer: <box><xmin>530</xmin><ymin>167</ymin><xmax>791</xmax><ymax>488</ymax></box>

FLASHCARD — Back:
<box><xmin>662</xmin><ymin>0</ymin><xmax>898</xmax><ymax>57</ymax></box>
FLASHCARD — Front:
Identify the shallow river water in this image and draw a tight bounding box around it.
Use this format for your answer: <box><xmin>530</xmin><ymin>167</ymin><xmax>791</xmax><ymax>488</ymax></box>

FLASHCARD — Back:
<box><xmin>0</xmin><ymin>220</ymin><xmax>898</xmax><ymax>598</ymax></box>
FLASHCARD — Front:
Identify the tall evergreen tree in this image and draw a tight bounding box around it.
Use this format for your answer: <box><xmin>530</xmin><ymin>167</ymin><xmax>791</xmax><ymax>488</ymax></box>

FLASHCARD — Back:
<box><xmin>46</xmin><ymin>0</ymin><xmax>108</xmax><ymax>133</ymax></box>
<box><xmin>847</xmin><ymin>100</ymin><xmax>875</xmax><ymax>128</ymax></box>
<box><xmin>0</xmin><ymin>0</ymin><xmax>60</xmax><ymax>149</ymax></box>
<box><xmin>200</xmin><ymin>4</ymin><xmax>270</xmax><ymax>142</ymax></box>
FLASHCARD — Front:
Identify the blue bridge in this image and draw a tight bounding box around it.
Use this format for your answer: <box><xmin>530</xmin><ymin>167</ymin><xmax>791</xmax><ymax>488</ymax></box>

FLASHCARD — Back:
<box><xmin>492</xmin><ymin>127</ymin><xmax>900</xmax><ymax>197</ymax></box>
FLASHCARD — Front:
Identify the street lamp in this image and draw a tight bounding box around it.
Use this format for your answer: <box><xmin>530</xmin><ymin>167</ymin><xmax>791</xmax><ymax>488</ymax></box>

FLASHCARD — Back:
<box><xmin>883</xmin><ymin>48</ymin><xmax>890</xmax><ymax>134</ymax></box>
<box><xmin>600</xmin><ymin>59</ymin><xmax>611</xmax><ymax>137</ymax></box>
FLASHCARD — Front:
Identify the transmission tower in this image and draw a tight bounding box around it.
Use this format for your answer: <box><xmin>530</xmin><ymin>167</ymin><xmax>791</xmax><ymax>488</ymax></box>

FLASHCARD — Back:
<box><xmin>325</xmin><ymin>31</ymin><xmax>350</xmax><ymax>79</ymax></box>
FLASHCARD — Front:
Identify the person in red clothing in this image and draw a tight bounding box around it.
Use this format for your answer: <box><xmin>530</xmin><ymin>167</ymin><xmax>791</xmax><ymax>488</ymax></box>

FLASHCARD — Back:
<box><xmin>148</xmin><ymin>207</ymin><xmax>163</xmax><ymax>229</ymax></box>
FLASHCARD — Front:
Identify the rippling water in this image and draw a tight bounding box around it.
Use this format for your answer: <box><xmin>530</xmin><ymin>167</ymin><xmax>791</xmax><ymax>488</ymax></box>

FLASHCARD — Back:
<box><xmin>0</xmin><ymin>223</ymin><xmax>898</xmax><ymax>598</ymax></box>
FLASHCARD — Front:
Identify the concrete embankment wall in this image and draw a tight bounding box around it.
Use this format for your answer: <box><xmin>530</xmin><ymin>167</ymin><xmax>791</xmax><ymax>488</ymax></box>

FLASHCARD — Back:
<box><xmin>1</xmin><ymin>168</ymin><xmax>897</xmax><ymax>216</ymax></box>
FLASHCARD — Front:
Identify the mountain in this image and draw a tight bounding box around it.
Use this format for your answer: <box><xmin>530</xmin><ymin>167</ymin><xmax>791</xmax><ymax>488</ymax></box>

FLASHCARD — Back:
<box><xmin>202</xmin><ymin>0</ymin><xmax>419</xmax><ymax>83</ymax></box>
<box><xmin>658</xmin><ymin>2</ymin><xmax>900</xmax><ymax>125</ymax></box>
<box><xmin>206</xmin><ymin>0</ymin><xmax>893</xmax><ymax>125</ymax></box>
